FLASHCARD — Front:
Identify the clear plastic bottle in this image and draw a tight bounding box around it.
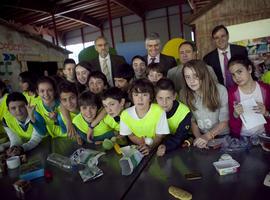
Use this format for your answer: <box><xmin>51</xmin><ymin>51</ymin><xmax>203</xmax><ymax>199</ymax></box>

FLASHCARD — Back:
<box><xmin>47</xmin><ymin>153</ymin><xmax>75</xmax><ymax>171</ymax></box>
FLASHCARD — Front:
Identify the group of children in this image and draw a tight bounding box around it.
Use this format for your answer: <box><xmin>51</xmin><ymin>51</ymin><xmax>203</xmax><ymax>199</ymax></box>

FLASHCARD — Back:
<box><xmin>0</xmin><ymin>51</ymin><xmax>270</xmax><ymax>158</ymax></box>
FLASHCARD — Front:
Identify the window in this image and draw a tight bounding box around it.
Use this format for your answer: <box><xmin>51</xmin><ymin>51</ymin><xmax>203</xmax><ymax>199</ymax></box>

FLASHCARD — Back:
<box><xmin>66</xmin><ymin>41</ymin><xmax>94</xmax><ymax>63</ymax></box>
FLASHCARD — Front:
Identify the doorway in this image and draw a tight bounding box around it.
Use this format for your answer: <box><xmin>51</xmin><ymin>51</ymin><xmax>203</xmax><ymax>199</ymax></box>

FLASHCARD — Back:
<box><xmin>27</xmin><ymin>61</ymin><xmax>58</xmax><ymax>77</ymax></box>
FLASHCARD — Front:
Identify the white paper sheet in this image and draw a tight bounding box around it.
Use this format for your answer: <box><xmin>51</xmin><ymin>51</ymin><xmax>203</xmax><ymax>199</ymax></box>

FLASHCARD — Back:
<box><xmin>240</xmin><ymin>98</ymin><xmax>266</xmax><ymax>130</ymax></box>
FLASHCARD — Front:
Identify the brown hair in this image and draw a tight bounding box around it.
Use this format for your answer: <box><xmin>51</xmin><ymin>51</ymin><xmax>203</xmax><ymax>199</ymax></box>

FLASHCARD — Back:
<box><xmin>146</xmin><ymin>63</ymin><xmax>167</xmax><ymax>76</ymax></box>
<box><xmin>128</xmin><ymin>78</ymin><xmax>155</xmax><ymax>103</ymax></box>
<box><xmin>180</xmin><ymin>60</ymin><xmax>220</xmax><ymax>112</ymax></box>
<box><xmin>37</xmin><ymin>76</ymin><xmax>58</xmax><ymax>99</ymax></box>
<box><xmin>212</xmin><ymin>25</ymin><xmax>229</xmax><ymax>38</ymax></box>
<box><xmin>155</xmin><ymin>78</ymin><xmax>175</xmax><ymax>95</ymax></box>
<box><xmin>228</xmin><ymin>55</ymin><xmax>257</xmax><ymax>81</ymax></box>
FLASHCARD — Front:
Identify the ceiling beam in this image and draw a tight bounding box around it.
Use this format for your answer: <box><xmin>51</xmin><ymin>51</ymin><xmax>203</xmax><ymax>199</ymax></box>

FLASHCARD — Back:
<box><xmin>3</xmin><ymin>5</ymin><xmax>48</xmax><ymax>14</ymax></box>
<box><xmin>3</xmin><ymin>2</ymin><xmax>102</xmax><ymax>28</ymax></box>
<box><xmin>54</xmin><ymin>1</ymin><xmax>103</xmax><ymax>15</ymax></box>
<box><xmin>85</xmin><ymin>6</ymin><xmax>125</xmax><ymax>16</ymax></box>
<box><xmin>111</xmin><ymin>0</ymin><xmax>145</xmax><ymax>18</ymax></box>
<box><xmin>52</xmin><ymin>21</ymin><xmax>79</xmax><ymax>30</ymax></box>
<box><xmin>61</xmin><ymin>12</ymin><xmax>102</xmax><ymax>28</ymax></box>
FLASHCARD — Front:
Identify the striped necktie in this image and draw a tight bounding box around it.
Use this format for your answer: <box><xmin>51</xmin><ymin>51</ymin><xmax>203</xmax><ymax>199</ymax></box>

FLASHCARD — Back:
<box><xmin>222</xmin><ymin>51</ymin><xmax>234</xmax><ymax>88</ymax></box>
<box><xmin>102</xmin><ymin>58</ymin><xmax>110</xmax><ymax>80</ymax></box>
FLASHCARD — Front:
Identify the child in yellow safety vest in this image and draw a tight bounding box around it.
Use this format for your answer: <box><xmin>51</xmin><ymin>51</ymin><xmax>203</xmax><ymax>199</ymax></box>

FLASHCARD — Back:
<box><xmin>0</xmin><ymin>80</ymin><xmax>9</xmax><ymax>143</ymax></box>
<box><xmin>33</xmin><ymin>77</ymin><xmax>64</xmax><ymax>138</ymax></box>
<box><xmin>120</xmin><ymin>79</ymin><xmax>170</xmax><ymax>156</ymax></box>
<box><xmin>73</xmin><ymin>91</ymin><xmax>114</xmax><ymax>143</ymax></box>
<box><xmin>100</xmin><ymin>87</ymin><xmax>126</xmax><ymax>133</ymax></box>
<box><xmin>2</xmin><ymin>92</ymin><xmax>45</xmax><ymax>157</ymax></box>
<box><xmin>155</xmin><ymin>78</ymin><xmax>192</xmax><ymax>157</ymax></box>
<box><xmin>57</xmin><ymin>82</ymin><xmax>80</xmax><ymax>138</ymax></box>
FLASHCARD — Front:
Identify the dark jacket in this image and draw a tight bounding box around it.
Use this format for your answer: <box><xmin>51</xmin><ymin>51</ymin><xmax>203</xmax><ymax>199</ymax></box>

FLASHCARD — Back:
<box><xmin>144</xmin><ymin>53</ymin><xmax>177</xmax><ymax>73</ymax></box>
<box><xmin>89</xmin><ymin>54</ymin><xmax>127</xmax><ymax>80</ymax></box>
<box><xmin>203</xmin><ymin>44</ymin><xmax>248</xmax><ymax>85</ymax></box>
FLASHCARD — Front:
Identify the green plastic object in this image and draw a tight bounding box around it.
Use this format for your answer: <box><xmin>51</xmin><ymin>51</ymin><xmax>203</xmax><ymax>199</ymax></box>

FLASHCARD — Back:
<box><xmin>261</xmin><ymin>71</ymin><xmax>270</xmax><ymax>84</ymax></box>
<box><xmin>78</xmin><ymin>45</ymin><xmax>117</xmax><ymax>62</ymax></box>
<box><xmin>116</xmin><ymin>137</ymin><xmax>128</xmax><ymax>146</ymax></box>
<box><xmin>111</xmin><ymin>136</ymin><xmax>117</xmax><ymax>143</ymax></box>
<box><xmin>102</xmin><ymin>138</ymin><xmax>114</xmax><ymax>150</ymax></box>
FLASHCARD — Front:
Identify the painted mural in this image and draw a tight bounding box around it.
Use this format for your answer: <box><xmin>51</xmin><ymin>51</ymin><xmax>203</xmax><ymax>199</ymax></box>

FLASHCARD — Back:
<box><xmin>234</xmin><ymin>36</ymin><xmax>270</xmax><ymax>79</ymax></box>
<box><xmin>0</xmin><ymin>23</ymin><xmax>68</xmax><ymax>91</ymax></box>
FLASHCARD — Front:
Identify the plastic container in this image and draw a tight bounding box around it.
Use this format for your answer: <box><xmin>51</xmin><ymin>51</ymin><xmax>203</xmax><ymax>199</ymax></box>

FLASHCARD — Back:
<box><xmin>213</xmin><ymin>159</ymin><xmax>240</xmax><ymax>176</ymax></box>
<box><xmin>6</xmin><ymin>156</ymin><xmax>21</xmax><ymax>169</ymax></box>
<box><xmin>258</xmin><ymin>133</ymin><xmax>270</xmax><ymax>152</ymax></box>
<box><xmin>47</xmin><ymin>153</ymin><xmax>74</xmax><ymax>171</ymax></box>
<box><xmin>219</xmin><ymin>154</ymin><xmax>232</xmax><ymax>161</ymax></box>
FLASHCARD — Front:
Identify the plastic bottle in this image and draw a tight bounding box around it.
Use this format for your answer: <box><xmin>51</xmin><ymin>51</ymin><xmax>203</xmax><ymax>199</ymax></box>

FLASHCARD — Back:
<box><xmin>47</xmin><ymin>153</ymin><xmax>75</xmax><ymax>171</ymax></box>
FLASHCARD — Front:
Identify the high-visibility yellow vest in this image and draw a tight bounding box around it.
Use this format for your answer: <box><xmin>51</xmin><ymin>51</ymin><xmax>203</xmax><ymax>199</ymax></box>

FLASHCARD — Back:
<box><xmin>35</xmin><ymin>98</ymin><xmax>62</xmax><ymax>138</ymax></box>
<box><xmin>3</xmin><ymin>112</ymin><xmax>33</xmax><ymax>141</ymax></box>
<box><xmin>59</xmin><ymin>111</ymin><xmax>77</xmax><ymax>126</ymax></box>
<box><xmin>0</xmin><ymin>93</ymin><xmax>8</xmax><ymax>121</ymax></box>
<box><xmin>23</xmin><ymin>92</ymin><xmax>39</xmax><ymax>106</ymax></box>
<box><xmin>72</xmin><ymin>113</ymin><xmax>113</xmax><ymax>138</ymax></box>
<box><xmin>120</xmin><ymin>103</ymin><xmax>163</xmax><ymax>138</ymax></box>
<box><xmin>261</xmin><ymin>71</ymin><xmax>270</xmax><ymax>84</ymax></box>
<box><xmin>167</xmin><ymin>101</ymin><xmax>190</xmax><ymax>134</ymax></box>
<box><xmin>0</xmin><ymin>94</ymin><xmax>8</xmax><ymax>136</ymax></box>
<box><xmin>103</xmin><ymin>114</ymin><xmax>120</xmax><ymax>132</ymax></box>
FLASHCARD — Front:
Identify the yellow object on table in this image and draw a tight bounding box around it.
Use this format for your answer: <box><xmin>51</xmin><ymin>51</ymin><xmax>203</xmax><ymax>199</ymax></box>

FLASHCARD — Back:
<box><xmin>168</xmin><ymin>186</ymin><xmax>192</xmax><ymax>200</ymax></box>
<box><xmin>114</xmin><ymin>143</ymin><xmax>122</xmax><ymax>154</ymax></box>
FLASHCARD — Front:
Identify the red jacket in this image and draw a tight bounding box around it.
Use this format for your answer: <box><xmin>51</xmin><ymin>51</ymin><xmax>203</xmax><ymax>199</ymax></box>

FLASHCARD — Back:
<box><xmin>228</xmin><ymin>81</ymin><xmax>270</xmax><ymax>137</ymax></box>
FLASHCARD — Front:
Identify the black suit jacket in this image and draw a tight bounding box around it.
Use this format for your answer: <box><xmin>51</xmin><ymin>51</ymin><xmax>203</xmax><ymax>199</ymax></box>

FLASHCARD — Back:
<box><xmin>203</xmin><ymin>44</ymin><xmax>248</xmax><ymax>85</ymax></box>
<box><xmin>89</xmin><ymin>54</ymin><xmax>127</xmax><ymax>80</ymax></box>
<box><xmin>144</xmin><ymin>53</ymin><xmax>177</xmax><ymax>73</ymax></box>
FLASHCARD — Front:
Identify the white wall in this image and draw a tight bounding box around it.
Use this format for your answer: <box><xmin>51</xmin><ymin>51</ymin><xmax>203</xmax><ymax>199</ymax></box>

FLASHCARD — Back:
<box><xmin>64</xmin><ymin>5</ymin><xmax>192</xmax><ymax>48</ymax></box>
<box><xmin>228</xmin><ymin>18</ymin><xmax>270</xmax><ymax>42</ymax></box>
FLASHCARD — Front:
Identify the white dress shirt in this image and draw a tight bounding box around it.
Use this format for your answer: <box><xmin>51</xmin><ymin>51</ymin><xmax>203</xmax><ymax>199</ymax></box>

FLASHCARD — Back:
<box><xmin>147</xmin><ymin>54</ymin><xmax>160</xmax><ymax>65</ymax></box>
<box><xmin>99</xmin><ymin>54</ymin><xmax>113</xmax><ymax>86</ymax></box>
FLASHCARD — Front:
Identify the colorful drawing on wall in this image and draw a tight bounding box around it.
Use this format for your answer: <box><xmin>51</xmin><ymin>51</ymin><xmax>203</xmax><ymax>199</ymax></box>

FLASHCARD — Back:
<box><xmin>0</xmin><ymin>53</ymin><xmax>16</xmax><ymax>75</ymax></box>
<box><xmin>0</xmin><ymin>42</ymin><xmax>30</xmax><ymax>52</ymax></box>
<box><xmin>234</xmin><ymin>36</ymin><xmax>270</xmax><ymax>79</ymax></box>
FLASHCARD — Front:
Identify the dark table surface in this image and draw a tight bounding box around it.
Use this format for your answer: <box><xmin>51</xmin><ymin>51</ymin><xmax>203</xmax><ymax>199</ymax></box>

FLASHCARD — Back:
<box><xmin>123</xmin><ymin>147</ymin><xmax>270</xmax><ymax>200</ymax></box>
<box><xmin>0</xmin><ymin>138</ymin><xmax>153</xmax><ymax>200</ymax></box>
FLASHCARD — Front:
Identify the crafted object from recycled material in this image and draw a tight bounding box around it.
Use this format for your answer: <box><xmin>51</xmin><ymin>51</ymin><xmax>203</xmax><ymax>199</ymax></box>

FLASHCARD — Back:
<box><xmin>119</xmin><ymin>146</ymin><xmax>143</xmax><ymax>176</ymax></box>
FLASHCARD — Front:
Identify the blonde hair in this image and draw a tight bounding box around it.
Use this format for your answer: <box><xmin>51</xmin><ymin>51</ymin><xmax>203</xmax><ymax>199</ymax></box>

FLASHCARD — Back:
<box><xmin>180</xmin><ymin>60</ymin><xmax>220</xmax><ymax>112</ymax></box>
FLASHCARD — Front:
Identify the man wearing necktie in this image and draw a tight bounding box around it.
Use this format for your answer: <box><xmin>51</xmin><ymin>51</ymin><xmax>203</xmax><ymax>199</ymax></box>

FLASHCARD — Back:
<box><xmin>150</xmin><ymin>57</ymin><xmax>156</xmax><ymax>64</ymax></box>
<box><xmin>89</xmin><ymin>36</ymin><xmax>127</xmax><ymax>86</ymax></box>
<box><xmin>144</xmin><ymin>32</ymin><xmax>177</xmax><ymax>74</ymax></box>
<box><xmin>203</xmin><ymin>25</ymin><xmax>248</xmax><ymax>88</ymax></box>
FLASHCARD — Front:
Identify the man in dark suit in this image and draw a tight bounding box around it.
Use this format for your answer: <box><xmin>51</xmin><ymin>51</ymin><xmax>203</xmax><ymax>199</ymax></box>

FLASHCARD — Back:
<box><xmin>203</xmin><ymin>25</ymin><xmax>248</xmax><ymax>88</ymax></box>
<box><xmin>89</xmin><ymin>36</ymin><xmax>126</xmax><ymax>86</ymax></box>
<box><xmin>144</xmin><ymin>33</ymin><xmax>177</xmax><ymax>73</ymax></box>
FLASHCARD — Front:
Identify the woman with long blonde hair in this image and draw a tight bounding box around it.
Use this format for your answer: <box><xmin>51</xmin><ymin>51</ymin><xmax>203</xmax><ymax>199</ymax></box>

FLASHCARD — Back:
<box><xmin>180</xmin><ymin>60</ymin><xmax>229</xmax><ymax>148</ymax></box>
